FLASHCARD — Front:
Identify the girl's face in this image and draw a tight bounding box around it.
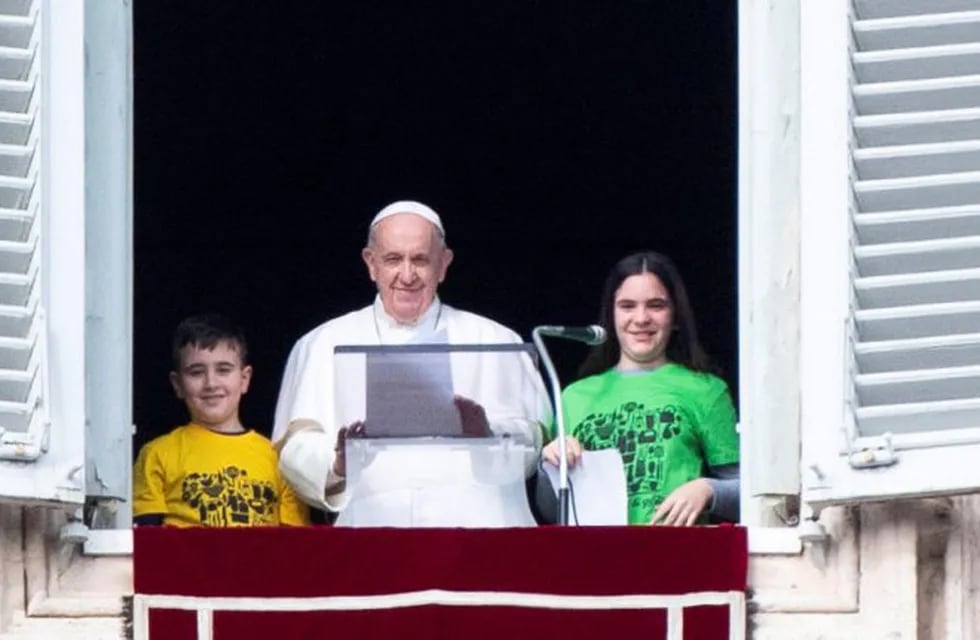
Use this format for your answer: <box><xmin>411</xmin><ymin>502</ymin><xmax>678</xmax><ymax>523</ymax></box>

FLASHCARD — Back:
<box><xmin>613</xmin><ymin>272</ymin><xmax>674</xmax><ymax>370</ymax></box>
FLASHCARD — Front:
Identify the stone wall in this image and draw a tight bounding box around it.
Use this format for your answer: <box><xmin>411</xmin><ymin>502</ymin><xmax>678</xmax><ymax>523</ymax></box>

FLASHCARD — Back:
<box><xmin>0</xmin><ymin>505</ymin><xmax>129</xmax><ymax>640</ymax></box>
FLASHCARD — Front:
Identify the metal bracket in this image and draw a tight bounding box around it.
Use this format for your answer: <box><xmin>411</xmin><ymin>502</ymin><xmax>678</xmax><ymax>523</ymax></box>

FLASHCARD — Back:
<box><xmin>59</xmin><ymin>520</ymin><xmax>88</xmax><ymax>546</ymax></box>
<box><xmin>0</xmin><ymin>425</ymin><xmax>45</xmax><ymax>462</ymax></box>
<box><xmin>798</xmin><ymin>518</ymin><xmax>831</xmax><ymax>569</ymax></box>
<box><xmin>807</xmin><ymin>463</ymin><xmax>830</xmax><ymax>490</ymax></box>
<box><xmin>847</xmin><ymin>432</ymin><xmax>898</xmax><ymax>470</ymax></box>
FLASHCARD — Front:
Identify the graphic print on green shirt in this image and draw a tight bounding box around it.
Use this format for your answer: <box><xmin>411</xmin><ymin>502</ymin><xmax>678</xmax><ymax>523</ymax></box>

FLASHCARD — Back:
<box><xmin>562</xmin><ymin>364</ymin><xmax>738</xmax><ymax>524</ymax></box>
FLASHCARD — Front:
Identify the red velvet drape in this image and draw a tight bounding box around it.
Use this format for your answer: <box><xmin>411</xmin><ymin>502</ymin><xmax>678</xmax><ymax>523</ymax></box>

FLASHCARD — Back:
<box><xmin>135</xmin><ymin>526</ymin><xmax>747</xmax><ymax>639</ymax></box>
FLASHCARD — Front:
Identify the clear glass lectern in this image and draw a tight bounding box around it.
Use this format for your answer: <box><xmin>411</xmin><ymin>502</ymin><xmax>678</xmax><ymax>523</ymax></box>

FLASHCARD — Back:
<box><xmin>333</xmin><ymin>343</ymin><xmax>545</xmax><ymax>528</ymax></box>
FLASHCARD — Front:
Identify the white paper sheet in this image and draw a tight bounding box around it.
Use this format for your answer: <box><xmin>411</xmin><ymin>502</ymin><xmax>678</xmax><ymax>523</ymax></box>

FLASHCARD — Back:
<box><xmin>543</xmin><ymin>448</ymin><xmax>627</xmax><ymax>526</ymax></box>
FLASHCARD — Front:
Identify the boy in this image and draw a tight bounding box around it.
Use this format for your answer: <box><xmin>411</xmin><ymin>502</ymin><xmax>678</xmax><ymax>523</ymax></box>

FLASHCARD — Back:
<box><xmin>133</xmin><ymin>313</ymin><xmax>308</xmax><ymax>527</ymax></box>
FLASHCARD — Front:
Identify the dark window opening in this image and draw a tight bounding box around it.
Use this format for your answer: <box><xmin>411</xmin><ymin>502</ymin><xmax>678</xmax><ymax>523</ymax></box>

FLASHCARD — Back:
<box><xmin>133</xmin><ymin>1</ymin><xmax>737</xmax><ymax>450</ymax></box>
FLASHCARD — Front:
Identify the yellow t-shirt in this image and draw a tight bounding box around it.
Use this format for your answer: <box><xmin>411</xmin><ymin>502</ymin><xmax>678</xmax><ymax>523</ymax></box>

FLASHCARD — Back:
<box><xmin>133</xmin><ymin>423</ymin><xmax>309</xmax><ymax>527</ymax></box>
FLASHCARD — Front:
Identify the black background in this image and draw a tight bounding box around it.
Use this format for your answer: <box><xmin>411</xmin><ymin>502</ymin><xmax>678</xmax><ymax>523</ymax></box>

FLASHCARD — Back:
<box><xmin>133</xmin><ymin>1</ymin><xmax>737</xmax><ymax>451</ymax></box>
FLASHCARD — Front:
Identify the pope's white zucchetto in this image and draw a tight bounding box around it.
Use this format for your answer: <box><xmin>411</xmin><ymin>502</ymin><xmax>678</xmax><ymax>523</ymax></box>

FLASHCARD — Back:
<box><xmin>370</xmin><ymin>200</ymin><xmax>445</xmax><ymax>238</ymax></box>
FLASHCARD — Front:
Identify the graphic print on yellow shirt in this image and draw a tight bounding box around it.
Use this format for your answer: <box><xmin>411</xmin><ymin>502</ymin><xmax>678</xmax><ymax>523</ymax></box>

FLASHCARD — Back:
<box><xmin>182</xmin><ymin>465</ymin><xmax>279</xmax><ymax>526</ymax></box>
<box><xmin>133</xmin><ymin>423</ymin><xmax>309</xmax><ymax>527</ymax></box>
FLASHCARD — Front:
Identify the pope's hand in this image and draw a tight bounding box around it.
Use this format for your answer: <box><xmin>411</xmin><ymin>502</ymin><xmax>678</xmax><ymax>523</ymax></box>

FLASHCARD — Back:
<box><xmin>332</xmin><ymin>421</ymin><xmax>365</xmax><ymax>477</ymax></box>
<box><xmin>454</xmin><ymin>395</ymin><xmax>491</xmax><ymax>437</ymax></box>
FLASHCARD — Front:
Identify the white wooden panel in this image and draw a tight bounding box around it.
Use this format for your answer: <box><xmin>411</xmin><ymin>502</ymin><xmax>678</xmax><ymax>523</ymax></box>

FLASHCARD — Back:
<box><xmin>855</xmin><ymin>171</ymin><xmax>980</xmax><ymax>211</ymax></box>
<box><xmin>854</xmin><ymin>11</ymin><xmax>980</xmax><ymax>50</ymax></box>
<box><xmin>803</xmin><ymin>0</ymin><xmax>980</xmax><ymax>505</ymax></box>
<box><xmin>855</xmin><ymin>108</ymin><xmax>980</xmax><ymax>147</ymax></box>
<box><xmin>0</xmin><ymin>0</ymin><xmax>42</xmax><ymax>460</ymax></box>
<box><xmin>855</xmin><ymin>235</ymin><xmax>980</xmax><ymax>274</ymax></box>
<box><xmin>798</xmin><ymin>0</ymin><xmax>853</xmax><ymax>502</ymax></box>
<box><xmin>806</xmin><ymin>439</ymin><xmax>980</xmax><ymax>505</ymax></box>
<box><xmin>855</xmin><ymin>140</ymin><xmax>980</xmax><ymax>179</ymax></box>
<box><xmin>856</xmin><ymin>365</ymin><xmax>980</xmax><ymax>405</ymax></box>
<box><xmin>856</xmin><ymin>1</ymin><xmax>979</xmax><ymax>21</ymax></box>
<box><xmin>855</xmin><ymin>268</ymin><xmax>980</xmax><ymax>307</ymax></box>
<box><xmin>33</xmin><ymin>0</ymin><xmax>86</xmax><ymax>504</ymax></box>
<box><xmin>856</xmin><ymin>301</ymin><xmax>980</xmax><ymax>341</ymax></box>
<box><xmin>737</xmin><ymin>0</ymin><xmax>803</xmax><ymax>507</ymax></box>
<box><xmin>83</xmin><ymin>0</ymin><xmax>132</xmax><ymax>523</ymax></box>
<box><xmin>854</xmin><ymin>43</ymin><xmax>980</xmax><ymax>83</ymax></box>
<box><xmin>855</xmin><ymin>332</ymin><xmax>980</xmax><ymax>372</ymax></box>
<box><xmin>0</xmin><ymin>0</ymin><xmax>86</xmax><ymax>506</ymax></box>
<box><xmin>854</xmin><ymin>206</ymin><xmax>980</xmax><ymax>243</ymax></box>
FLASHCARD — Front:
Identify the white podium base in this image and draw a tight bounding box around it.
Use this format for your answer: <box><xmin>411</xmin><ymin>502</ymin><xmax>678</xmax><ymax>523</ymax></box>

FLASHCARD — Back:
<box><xmin>338</xmin><ymin>437</ymin><xmax>536</xmax><ymax>528</ymax></box>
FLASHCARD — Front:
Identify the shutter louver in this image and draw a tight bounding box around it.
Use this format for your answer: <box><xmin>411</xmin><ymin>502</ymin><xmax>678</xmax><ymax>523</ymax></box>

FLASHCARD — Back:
<box><xmin>850</xmin><ymin>2</ymin><xmax>980</xmax><ymax>448</ymax></box>
<box><xmin>0</xmin><ymin>0</ymin><xmax>44</xmax><ymax>462</ymax></box>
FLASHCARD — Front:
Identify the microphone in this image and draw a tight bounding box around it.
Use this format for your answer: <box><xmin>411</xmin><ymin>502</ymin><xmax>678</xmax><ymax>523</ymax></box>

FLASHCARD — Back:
<box><xmin>535</xmin><ymin>325</ymin><xmax>607</xmax><ymax>346</ymax></box>
<box><xmin>530</xmin><ymin>323</ymin><xmax>607</xmax><ymax>526</ymax></box>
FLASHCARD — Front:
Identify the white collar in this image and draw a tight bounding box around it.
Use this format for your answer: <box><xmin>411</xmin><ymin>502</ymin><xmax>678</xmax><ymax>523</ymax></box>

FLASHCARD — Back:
<box><xmin>372</xmin><ymin>295</ymin><xmax>444</xmax><ymax>344</ymax></box>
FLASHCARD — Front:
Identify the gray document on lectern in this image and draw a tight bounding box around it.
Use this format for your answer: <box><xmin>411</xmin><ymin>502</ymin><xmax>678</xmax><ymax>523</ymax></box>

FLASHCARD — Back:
<box><xmin>364</xmin><ymin>349</ymin><xmax>463</xmax><ymax>437</ymax></box>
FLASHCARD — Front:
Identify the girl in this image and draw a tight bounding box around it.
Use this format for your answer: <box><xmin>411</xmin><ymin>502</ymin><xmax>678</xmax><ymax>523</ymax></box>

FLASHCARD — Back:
<box><xmin>542</xmin><ymin>251</ymin><xmax>739</xmax><ymax>525</ymax></box>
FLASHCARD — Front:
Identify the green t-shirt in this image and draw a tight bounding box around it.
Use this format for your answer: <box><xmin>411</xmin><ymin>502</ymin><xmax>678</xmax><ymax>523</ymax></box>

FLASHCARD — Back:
<box><xmin>560</xmin><ymin>363</ymin><xmax>739</xmax><ymax>524</ymax></box>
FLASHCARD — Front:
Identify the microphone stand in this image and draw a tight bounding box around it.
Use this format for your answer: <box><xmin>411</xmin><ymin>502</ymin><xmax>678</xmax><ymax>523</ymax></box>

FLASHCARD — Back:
<box><xmin>532</xmin><ymin>327</ymin><xmax>571</xmax><ymax>526</ymax></box>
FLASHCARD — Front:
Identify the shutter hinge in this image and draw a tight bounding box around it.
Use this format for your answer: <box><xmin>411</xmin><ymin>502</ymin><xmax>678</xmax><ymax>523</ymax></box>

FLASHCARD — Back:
<box><xmin>847</xmin><ymin>432</ymin><xmax>898</xmax><ymax>470</ymax></box>
<box><xmin>0</xmin><ymin>426</ymin><xmax>45</xmax><ymax>462</ymax></box>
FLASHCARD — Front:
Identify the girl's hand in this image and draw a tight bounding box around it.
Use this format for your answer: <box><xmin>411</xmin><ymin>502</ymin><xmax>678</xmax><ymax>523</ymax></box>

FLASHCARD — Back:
<box><xmin>542</xmin><ymin>436</ymin><xmax>584</xmax><ymax>468</ymax></box>
<box><xmin>651</xmin><ymin>478</ymin><xmax>713</xmax><ymax>527</ymax></box>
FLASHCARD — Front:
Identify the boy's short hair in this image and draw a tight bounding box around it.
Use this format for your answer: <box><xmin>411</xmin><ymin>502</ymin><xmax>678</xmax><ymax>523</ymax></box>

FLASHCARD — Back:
<box><xmin>171</xmin><ymin>313</ymin><xmax>248</xmax><ymax>370</ymax></box>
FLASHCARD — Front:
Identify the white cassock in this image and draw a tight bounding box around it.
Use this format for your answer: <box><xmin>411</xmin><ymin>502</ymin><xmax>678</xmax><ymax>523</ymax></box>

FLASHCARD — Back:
<box><xmin>272</xmin><ymin>296</ymin><xmax>552</xmax><ymax>527</ymax></box>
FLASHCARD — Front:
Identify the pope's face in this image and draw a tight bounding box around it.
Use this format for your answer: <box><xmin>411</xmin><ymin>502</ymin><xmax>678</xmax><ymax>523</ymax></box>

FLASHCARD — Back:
<box><xmin>362</xmin><ymin>213</ymin><xmax>454</xmax><ymax>325</ymax></box>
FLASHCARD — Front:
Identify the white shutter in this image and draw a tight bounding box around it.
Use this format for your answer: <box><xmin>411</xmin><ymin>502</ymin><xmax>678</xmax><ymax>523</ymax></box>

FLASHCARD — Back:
<box><xmin>804</xmin><ymin>0</ymin><xmax>980</xmax><ymax>505</ymax></box>
<box><xmin>0</xmin><ymin>2</ymin><xmax>46</xmax><ymax>463</ymax></box>
<box><xmin>0</xmin><ymin>0</ymin><xmax>86</xmax><ymax>506</ymax></box>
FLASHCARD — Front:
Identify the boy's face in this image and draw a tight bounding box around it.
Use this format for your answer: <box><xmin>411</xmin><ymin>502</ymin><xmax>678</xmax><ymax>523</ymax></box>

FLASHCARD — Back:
<box><xmin>170</xmin><ymin>340</ymin><xmax>252</xmax><ymax>433</ymax></box>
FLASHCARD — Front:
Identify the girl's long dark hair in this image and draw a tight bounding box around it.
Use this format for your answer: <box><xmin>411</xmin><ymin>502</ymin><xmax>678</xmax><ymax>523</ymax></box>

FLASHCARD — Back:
<box><xmin>578</xmin><ymin>251</ymin><xmax>714</xmax><ymax>378</ymax></box>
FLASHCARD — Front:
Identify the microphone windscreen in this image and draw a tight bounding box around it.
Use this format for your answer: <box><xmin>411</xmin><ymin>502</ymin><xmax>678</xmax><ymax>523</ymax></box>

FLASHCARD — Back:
<box><xmin>587</xmin><ymin>325</ymin><xmax>607</xmax><ymax>345</ymax></box>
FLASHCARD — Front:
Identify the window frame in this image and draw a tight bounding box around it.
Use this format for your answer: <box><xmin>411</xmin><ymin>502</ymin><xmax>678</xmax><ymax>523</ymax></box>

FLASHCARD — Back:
<box><xmin>0</xmin><ymin>1</ymin><xmax>134</xmax><ymax>558</ymax></box>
